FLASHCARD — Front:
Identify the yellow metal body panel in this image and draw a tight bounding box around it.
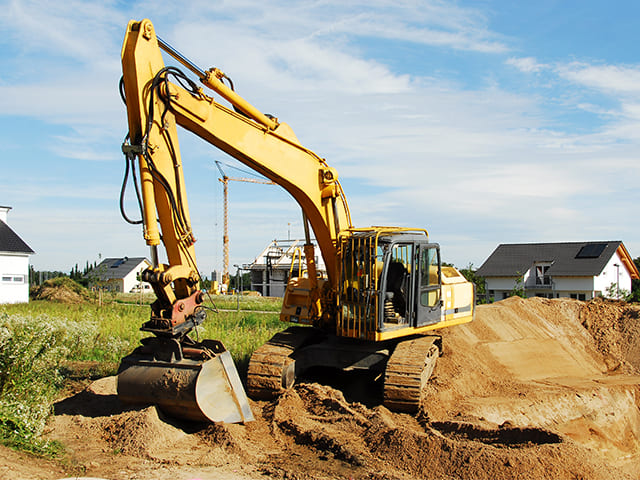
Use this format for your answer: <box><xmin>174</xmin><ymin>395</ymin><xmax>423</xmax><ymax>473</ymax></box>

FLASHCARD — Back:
<box><xmin>281</xmin><ymin>277</ymin><xmax>328</xmax><ymax>325</ymax></box>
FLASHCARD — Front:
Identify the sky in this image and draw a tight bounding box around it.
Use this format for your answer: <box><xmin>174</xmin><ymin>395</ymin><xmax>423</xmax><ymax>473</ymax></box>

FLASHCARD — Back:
<box><xmin>1</xmin><ymin>0</ymin><xmax>639</xmax><ymax>278</ymax></box>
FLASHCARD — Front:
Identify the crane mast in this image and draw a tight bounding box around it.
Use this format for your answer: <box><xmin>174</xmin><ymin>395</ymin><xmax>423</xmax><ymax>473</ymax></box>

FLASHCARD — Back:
<box><xmin>215</xmin><ymin>161</ymin><xmax>276</xmax><ymax>287</ymax></box>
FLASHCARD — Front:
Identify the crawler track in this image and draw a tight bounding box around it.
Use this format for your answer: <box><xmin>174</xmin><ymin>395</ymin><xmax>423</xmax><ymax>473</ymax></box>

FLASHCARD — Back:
<box><xmin>246</xmin><ymin>326</ymin><xmax>318</xmax><ymax>399</ymax></box>
<box><xmin>383</xmin><ymin>335</ymin><xmax>440</xmax><ymax>412</ymax></box>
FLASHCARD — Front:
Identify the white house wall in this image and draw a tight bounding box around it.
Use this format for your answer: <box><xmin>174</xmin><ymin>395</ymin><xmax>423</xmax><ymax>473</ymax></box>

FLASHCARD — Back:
<box><xmin>552</xmin><ymin>276</ymin><xmax>594</xmax><ymax>292</ymax></box>
<box><xmin>0</xmin><ymin>253</ymin><xmax>29</xmax><ymax>303</ymax></box>
<box><xmin>124</xmin><ymin>269</ymin><xmax>139</xmax><ymax>293</ymax></box>
<box><xmin>485</xmin><ymin>277</ymin><xmax>519</xmax><ymax>291</ymax></box>
<box><xmin>122</xmin><ymin>262</ymin><xmax>151</xmax><ymax>292</ymax></box>
<box><xmin>594</xmin><ymin>252</ymin><xmax>633</xmax><ymax>296</ymax></box>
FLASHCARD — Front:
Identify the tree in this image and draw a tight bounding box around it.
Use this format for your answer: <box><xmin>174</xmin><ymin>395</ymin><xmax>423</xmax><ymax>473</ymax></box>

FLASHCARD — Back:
<box><xmin>509</xmin><ymin>272</ymin><xmax>526</xmax><ymax>298</ymax></box>
<box><xmin>229</xmin><ymin>272</ymin><xmax>251</xmax><ymax>291</ymax></box>
<box><xmin>631</xmin><ymin>257</ymin><xmax>640</xmax><ymax>303</ymax></box>
<box><xmin>605</xmin><ymin>281</ymin><xmax>630</xmax><ymax>301</ymax></box>
<box><xmin>459</xmin><ymin>263</ymin><xmax>487</xmax><ymax>303</ymax></box>
<box><xmin>28</xmin><ymin>267</ymin><xmax>68</xmax><ymax>287</ymax></box>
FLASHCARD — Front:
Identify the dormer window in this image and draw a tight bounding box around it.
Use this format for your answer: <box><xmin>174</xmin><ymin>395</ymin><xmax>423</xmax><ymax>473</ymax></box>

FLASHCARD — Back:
<box><xmin>534</xmin><ymin>262</ymin><xmax>552</xmax><ymax>285</ymax></box>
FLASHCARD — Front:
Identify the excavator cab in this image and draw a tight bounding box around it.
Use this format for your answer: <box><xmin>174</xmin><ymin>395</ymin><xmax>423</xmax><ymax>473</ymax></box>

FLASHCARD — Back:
<box><xmin>251</xmin><ymin>228</ymin><xmax>474</xmax><ymax>410</ymax></box>
<box><xmin>378</xmin><ymin>238</ymin><xmax>443</xmax><ymax>329</ymax></box>
<box><xmin>336</xmin><ymin>228</ymin><xmax>474</xmax><ymax>342</ymax></box>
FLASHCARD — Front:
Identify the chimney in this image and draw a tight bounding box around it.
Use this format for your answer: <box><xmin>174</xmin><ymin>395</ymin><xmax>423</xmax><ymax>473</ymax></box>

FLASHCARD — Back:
<box><xmin>0</xmin><ymin>206</ymin><xmax>11</xmax><ymax>224</ymax></box>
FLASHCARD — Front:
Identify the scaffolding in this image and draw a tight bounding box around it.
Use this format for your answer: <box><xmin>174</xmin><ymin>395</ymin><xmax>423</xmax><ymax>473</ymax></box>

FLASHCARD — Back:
<box><xmin>246</xmin><ymin>239</ymin><xmax>327</xmax><ymax>297</ymax></box>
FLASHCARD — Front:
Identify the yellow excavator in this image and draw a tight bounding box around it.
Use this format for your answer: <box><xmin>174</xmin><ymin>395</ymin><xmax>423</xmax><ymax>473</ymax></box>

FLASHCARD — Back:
<box><xmin>117</xmin><ymin>19</ymin><xmax>475</xmax><ymax>422</ymax></box>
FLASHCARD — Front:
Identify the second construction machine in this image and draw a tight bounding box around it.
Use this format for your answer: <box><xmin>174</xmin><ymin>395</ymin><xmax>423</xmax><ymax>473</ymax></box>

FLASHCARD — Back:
<box><xmin>117</xmin><ymin>19</ymin><xmax>475</xmax><ymax>421</ymax></box>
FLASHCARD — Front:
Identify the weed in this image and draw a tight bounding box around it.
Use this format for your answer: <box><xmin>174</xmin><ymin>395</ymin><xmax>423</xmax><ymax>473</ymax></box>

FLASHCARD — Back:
<box><xmin>0</xmin><ymin>296</ymin><xmax>285</xmax><ymax>453</ymax></box>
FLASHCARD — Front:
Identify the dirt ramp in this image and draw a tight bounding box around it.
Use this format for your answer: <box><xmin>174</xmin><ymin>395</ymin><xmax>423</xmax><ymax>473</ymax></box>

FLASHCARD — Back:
<box><xmin>430</xmin><ymin>297</ymin><xmax>640</xmax><ymax>469</ymax></box>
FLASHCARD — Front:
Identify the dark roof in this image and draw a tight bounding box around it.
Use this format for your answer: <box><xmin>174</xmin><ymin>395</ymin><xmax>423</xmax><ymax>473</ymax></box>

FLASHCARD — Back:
<box><xmin>88</xmin><ymin>257</ymin><xmax>150</xmax><ymax>280</ymax></box>
<box><xmin>0</xmin><ymin>220</ymin><xmax>34</xmax><ymax>254</ymax></box>
<box><xmin>476</xmin><ymin>241</ymin><xmax>622</xmax><ymax>277</ymax></box>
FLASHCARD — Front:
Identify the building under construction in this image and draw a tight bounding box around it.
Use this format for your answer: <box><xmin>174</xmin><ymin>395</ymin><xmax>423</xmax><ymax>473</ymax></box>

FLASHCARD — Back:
<box><xmin>246</xmin><ymin>239</ymin><xmax>326</xmax><ymax>297</ymax></box>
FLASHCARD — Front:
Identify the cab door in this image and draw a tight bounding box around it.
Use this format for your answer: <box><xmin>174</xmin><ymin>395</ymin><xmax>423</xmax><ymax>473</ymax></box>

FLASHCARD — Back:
<box><xmin>415</xmin><ymin>244</ymin><xmax>442</xmax><ymax>327</ymax></box>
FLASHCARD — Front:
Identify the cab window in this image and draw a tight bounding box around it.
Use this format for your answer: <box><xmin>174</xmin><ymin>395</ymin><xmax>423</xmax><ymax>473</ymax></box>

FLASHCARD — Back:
<box><xmin>420</xmin><ymin>247</ymin><xmax>440</xmax><ymax>307</ymax></box>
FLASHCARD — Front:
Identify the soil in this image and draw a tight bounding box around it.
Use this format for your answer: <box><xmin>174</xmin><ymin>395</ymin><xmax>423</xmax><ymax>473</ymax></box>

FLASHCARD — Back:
<box><xmin>31</xmin><ymin>278</ymin><xmax>91</xmax><ymax>304</ymax></box>
<box><xmin>4</xmin><ymin>297</ymin><xmax>640</xmax><ymax>480</ymax></box>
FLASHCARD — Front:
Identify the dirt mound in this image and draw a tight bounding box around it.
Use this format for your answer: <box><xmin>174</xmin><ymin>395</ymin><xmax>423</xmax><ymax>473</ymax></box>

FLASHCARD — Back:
<box><xmin>31</xmin><ymin>277</ymin><xmax>91</xmax><ymax>304</ymax></box>
<box><xmin>256</xmin><ymin>382</ymin><xmax>618</xmax><ymax>480</ymax></box>
<box><xmin>579</xmin><ymin>298</ymin><xmax>640</xmax><ymax>372</ymax></box>
<box><xmin>10</xmin><ymin>297</ymin><xmax>640</xmax><ymax>479</ymax></box>
<box><xmin>102</xmin><ymin>407</ymin><xmax>187</xmax><ymax>458</ymax></box>
<box><xmin>428</xmin><ymin>296</ymin><xmax>640</xmax><ymax>472</ymax></box>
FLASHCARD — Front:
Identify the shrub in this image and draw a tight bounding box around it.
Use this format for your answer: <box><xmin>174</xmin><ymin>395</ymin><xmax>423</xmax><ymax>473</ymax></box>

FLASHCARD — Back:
<box><xmin>0</xmin><ymin>313</ymin><xmax>71</xmax><ymax>454</ymax></box>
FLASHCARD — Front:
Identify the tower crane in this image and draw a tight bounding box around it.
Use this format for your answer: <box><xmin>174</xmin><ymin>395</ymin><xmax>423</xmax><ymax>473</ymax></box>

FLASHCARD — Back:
<box><xmin>215</xmin><ymin>160</ymin><xmax>276</xmax><ymax>286</ymax></box>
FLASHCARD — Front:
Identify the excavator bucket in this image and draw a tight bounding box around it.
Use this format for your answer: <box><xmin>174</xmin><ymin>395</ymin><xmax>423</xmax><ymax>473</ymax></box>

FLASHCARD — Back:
<box><xmin>117</xmin><ymin>338</ymin><xmax>254</xmax><ymax>424</ymax></box>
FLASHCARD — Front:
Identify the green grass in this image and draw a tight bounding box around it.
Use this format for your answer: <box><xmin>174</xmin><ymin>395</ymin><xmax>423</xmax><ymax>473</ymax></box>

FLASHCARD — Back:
<box><xmin>110</xmin><ymin>291</ymin><xmax>283</xmax><ymax>312</ymax></box>
<box><xmin>198</xmin><ymin>310</ymin><xmax>284</xmax><ymax>375</ymax></box>
<box><xmin>0</xmin><ymin>295</ymin><xmax>285</xmax><ymax>455</ymax></box>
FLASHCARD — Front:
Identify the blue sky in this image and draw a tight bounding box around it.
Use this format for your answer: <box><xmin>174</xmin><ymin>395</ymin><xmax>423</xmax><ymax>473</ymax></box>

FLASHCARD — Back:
<box><xmin>1</xmin><ymin>0</ymin><xmax>639</xmax><ymax>277</ymax></box>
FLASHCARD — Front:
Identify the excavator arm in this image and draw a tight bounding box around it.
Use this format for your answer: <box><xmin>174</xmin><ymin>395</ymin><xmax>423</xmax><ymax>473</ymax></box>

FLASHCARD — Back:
<box><xmin>121</xmin><ymin>19</ymin><xmax>351</xmax><ymax>290</ymax></box>
<box><xmin>121</xmin><ymin>21</ymin><xmax>201</xmax><ymax>332</ymax></box>
<box><xmin>118</xmin><ymin>18</ymin><xmax>354</xmax><ymax>424</ymax></box>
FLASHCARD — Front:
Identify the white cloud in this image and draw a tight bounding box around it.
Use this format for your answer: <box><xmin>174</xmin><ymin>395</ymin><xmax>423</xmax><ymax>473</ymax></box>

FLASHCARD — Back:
<box><xmin>1</xmin><ymin>0</ymin><xmax>126</xmax><ymax>66</ymax></box>
<box><xmin>558</xmin><ymin>62</ymin><xmax>640</xmax><ymax>95</ymax></box>
<box><xmin>169</xmin><ymin>0</ymin><xmax>509</xmax><ymax>54</ymax></box>
<box><xmin>506</xmin><ymin>56</ymin><xmax>548</xmax><ymax>73</ymax></box>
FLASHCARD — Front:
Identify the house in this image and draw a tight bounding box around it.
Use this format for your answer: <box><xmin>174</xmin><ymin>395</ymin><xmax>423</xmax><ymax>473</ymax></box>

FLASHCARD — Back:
<box><xmin>88</xmin><ymin>257</ymin><xmax>151</xmax><ymax>293</ymax></box>
<box><xmin>476</xmin><ymin>241</ymin><xmax>639</xmax><ymax>302</ymax></box>
<box><xmin>0</xmin><ymin>206</ymin><xmax>35</xmax><ymax>304</ymax></box>
<box><xmin>247</xmin><ymin>239</ymin><xmax>326</xmax><ymax>297</ymax></box>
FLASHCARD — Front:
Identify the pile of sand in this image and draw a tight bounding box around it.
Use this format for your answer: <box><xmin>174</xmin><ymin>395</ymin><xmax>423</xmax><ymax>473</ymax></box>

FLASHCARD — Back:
<box><xmin>249</xmin><ymin>382</ymin><xmax>616</xmax><ymax>480</ymax></box>
<box><xmin>579</xmin><ymin>298</ymin><xmax>640</xmax><ymax>372</ymax></box>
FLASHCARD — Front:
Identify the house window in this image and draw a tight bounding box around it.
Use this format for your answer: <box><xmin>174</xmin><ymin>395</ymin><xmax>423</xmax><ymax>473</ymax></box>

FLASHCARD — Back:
<box><xmin>535</xmin><ymin>264</ymin><xmax>551</xmax><ymax>285</ymax></box>
<box><xmin>2</xmin><ymin>275</ymin><xmax>24</xmax><ymax>283</ymax></box>
<box><xmin>578</xmin><ymin>294</ymin><xmax>586</xmax><ymax>301</ymax></box>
